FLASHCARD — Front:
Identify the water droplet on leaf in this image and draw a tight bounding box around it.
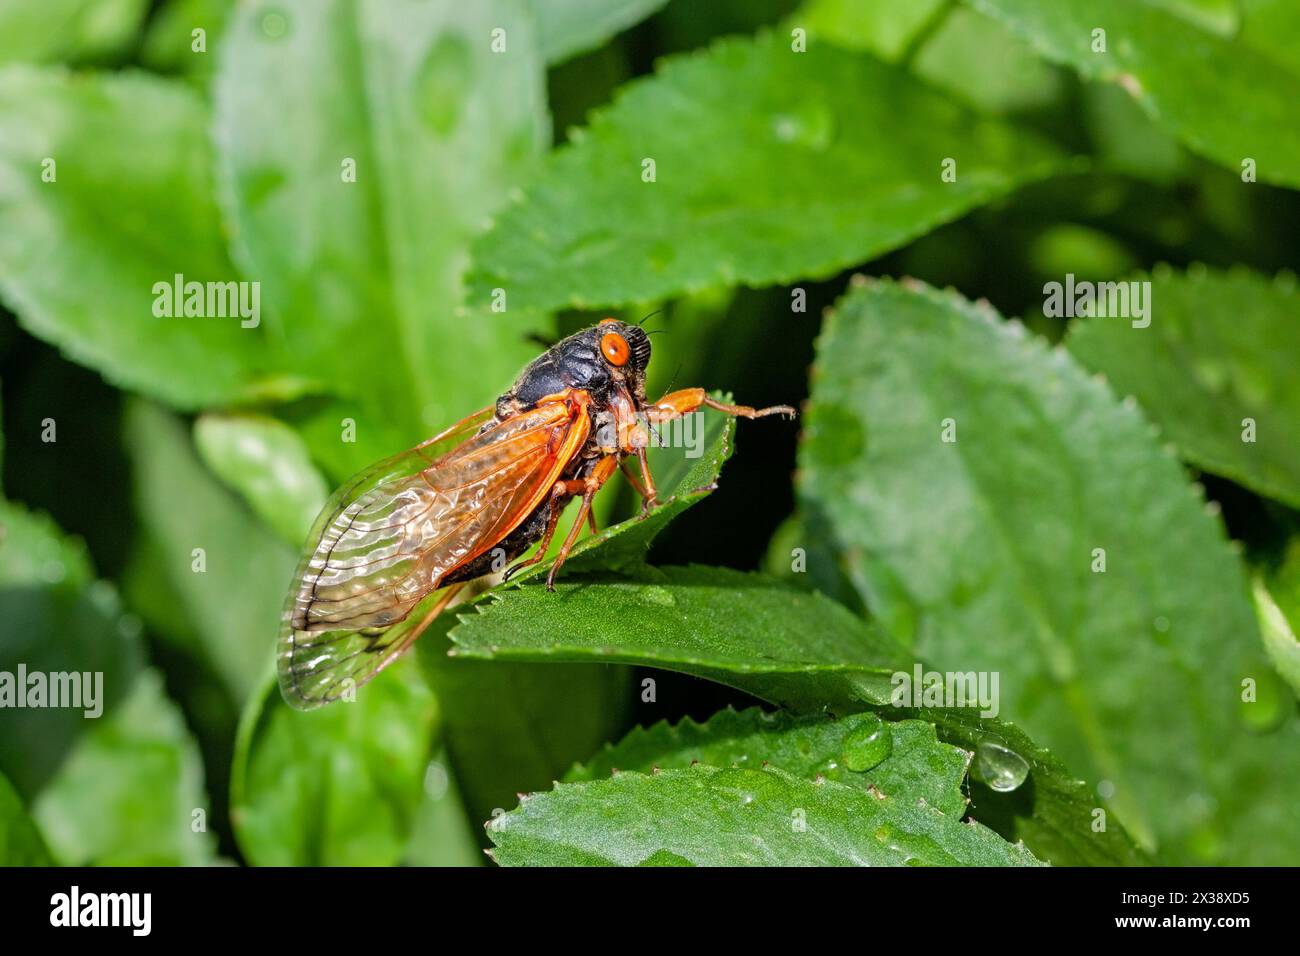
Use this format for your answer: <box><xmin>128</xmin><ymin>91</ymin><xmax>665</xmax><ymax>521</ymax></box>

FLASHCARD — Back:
<box><xmin>974</xmin><ymin>741</ymin><xmax>1030</xmax><ymax>793</ymax></box>
<box><xmin>841</xmin><ymin>714</ymin><xmax>892</xmax><ymax>772</ymax></box>
<box><xmin>770</xmin><ymin>102</ymin><xmax>835</xmax><ymax>151</ymax></box>
<box><xmin>638</xmin><ymin>585</ymin><xmax>676</xmax><ymax>607</ymax></box>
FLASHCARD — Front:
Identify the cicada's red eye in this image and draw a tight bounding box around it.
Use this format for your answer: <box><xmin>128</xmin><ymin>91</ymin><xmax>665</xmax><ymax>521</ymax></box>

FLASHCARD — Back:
<box><xmin>599</xmin><ymin>317</ymin><xmax>620</xmax><ymax>325</ymax></box>
<box><xmin>601</xmin><ymin>331</ymin><xmax>630</xmax><ymax>366</ymax></box>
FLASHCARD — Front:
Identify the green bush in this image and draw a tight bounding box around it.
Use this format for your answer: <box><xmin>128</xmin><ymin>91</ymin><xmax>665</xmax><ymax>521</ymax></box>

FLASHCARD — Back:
<box><xmin>1</xmin><ymin>0</ymin><xmax>1298</xmax><ymax>867</ymax></box>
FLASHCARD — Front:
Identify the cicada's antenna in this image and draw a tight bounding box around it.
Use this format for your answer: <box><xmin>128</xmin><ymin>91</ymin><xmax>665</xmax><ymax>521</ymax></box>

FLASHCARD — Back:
<box><xmin>636</xmin><ymin>309</ymin><xmax>663</xmax><ymax>328</ymax></box>
<box><xmin>644</xmin><ymin>360</ymin><xmax>685</xmax><ymax>448</ymax></box>
<box><xmin>662</xmin><ymin>361</ymin><xmax>684</xmax><ymax>396</ymax></box>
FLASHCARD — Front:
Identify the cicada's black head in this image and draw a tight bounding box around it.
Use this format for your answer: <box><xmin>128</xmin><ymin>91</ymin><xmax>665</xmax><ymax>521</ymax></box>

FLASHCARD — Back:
<box><xmin>500</xmin><ymin>318</ymin><xmax>652</xmax><ymax>415</ymax></box>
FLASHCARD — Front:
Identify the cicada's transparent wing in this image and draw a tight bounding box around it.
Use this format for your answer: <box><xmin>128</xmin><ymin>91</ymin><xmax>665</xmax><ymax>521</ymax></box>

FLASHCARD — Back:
<box><xmin>277</xmin><ymin>399</ymin><xmax>590</xmax><ymax>709</ymax></box>
<box><xmin>277</xmin><ymin>584</ymin><xmax>457</xmax><ymax>712</ymax></box>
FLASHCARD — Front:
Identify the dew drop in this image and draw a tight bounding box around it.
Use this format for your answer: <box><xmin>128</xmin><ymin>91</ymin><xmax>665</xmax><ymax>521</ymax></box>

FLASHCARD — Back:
<box><xmin>769</xmin><ymin>101</ymin><xmax>835</xmax><ymax>151</ymax></box>
<box><xmin>638</xmin><ymin>585</ymin><xmax>676</xmax><ymax>607</ymax></box>
<box><xmin>841</xmin><ymin>714</ymin><xmax>892</xmax><ymax>772</ymax></box>
<box><xmin>711</xmin><ymin>767</ymin><xmax>773</xmax><ymax>805</ymax></box>
<box><xmin>424</xmin><ymin>761</ymin><xmax>449</xmax><ymax>799</ymax></box>
<box><xmin>974</xmin><ymin>741</ymin><xmax>1030</xmax><ymax>793</ymax></box>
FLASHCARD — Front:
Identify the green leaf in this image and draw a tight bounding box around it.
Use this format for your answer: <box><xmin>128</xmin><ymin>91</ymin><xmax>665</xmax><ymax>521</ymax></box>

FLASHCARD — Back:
<box><xmin>1238</xmin><ymin>0</ymin><xmax>1300</xmax><ymax>74</ymax></box>
<box><xmin>911</xmin><ymin>6</ymin><xmax>1064</xmax><ymax>113</ymax></box>
<box><xmin>488</xmin><ymin>763</ymin><xmax>1043</xmax><ymax>866</ymax></box>
<box><xmin>0</xmin><ymin>586</ymin><xmax>145</xmax><ymax>797</ymax></box>
<box><xmin>970</xmin><ymin>0</ymin><xmax>1300</xmax><ymax>188</ymax></box>
<box><xmin>1082</xmin><ymin>82</ymin><xmax>1187</xmax><ymax>183</ymax></box>
<box><xmin>468</xmin><ymin>31</ymin><xmax>1066</xmax><ymax>312</ymax></box>
<box><xmin>795</xmin><ymin>0</ymin><xmax>949</xmax><ymax>61</ymax></box>
<box><xmin>447</xmin><ymin>562</ymin><xmax>1142</xmax><ymax>864</ymax></box>
<box><xmin>0</xmin><ymin>490</ymin><xmax>220</xmax><ymax>866</ymax></box>
<box><xmin>799</xmin><ymin>0</ymin><xmax>1066</xmax><ymax>112</ymax></box>
<box><xmin>0</xmin><ymin>771</ymin><xmax>52</xmax><ymax>865</ymax></box>
<box><xmin>0</xmin><ymin>494</ymin><xmax>148</xmax><ymax>796</ymax></box>
<box><xmin>213</xmin><ymin>0</ymin><xmax>549</xmax><ymax>431</ymax></box>
<box><xmin>656</xmin><ymin>0</ymin><xmax>802</xmax><ymax>53</ymax></box>
<box><xmin>568</xmin><ymin>707</ymin><xmax>972</xmax><ymax>819</ymax></box>
<box><xmin>451</xmin><ymin>565</ymin><xmax>910</xmax><ymax>710</ymax></box>
<box><xmin>230</xmin><ymin>660</ymin><xmax>437</xmax><ymax>866</ymax></box>
<box><xmin>141</xmin><ymin>0</ymin><xmax>230</xmax><ymax>80</ymax></box>
<box><xmin>402</xmin><ymin>748</ymin><xmax>485</xmax><ymax>866</ymax></box>
<box><xmin>0</xmin><ymin>0</ymin><xmax>148</xmax><ymax>65</ymax></box>
<box><xmin>1159</xmin><ymin>0</ymin><xmax>1240</xmax><ymax>35</ymax></box>
<box><xmin>1067</xmin><ymin>268</ymin><xmax>1300</xmax><ymax>509</ymax></box>
<box><xmin>193</xmin><ymin>412</ymin><xmax>329</xmax><ymax>546</ymax></box>
<box><xmin>531</xmin><ymin>0</ymin><xmax>670</xmax><ymax>64</ymax></box>
<box><xmin>0</xmin><ymin>499</ymin><xmax>93</xmax><ymax>590</ymax></box>
<box><xmin>905</xmin><ymin>705</ymin><xmax>1149</xmax><ymax>866</ymax></box>
<box><xmin>124</xmin><ymin>400</ymin><xmax>295</xmax><ymax>703</ymax></box>
<box><xmin>420</xmin><ymin>640</ymin><xmax>631</xmax><ymax>827</ymax></box>
<box><xmin>33</xmin><ymin>669</ymin><xmax>217</xmax><ymax>865</ymax></box>
<box><xmin>0</xmin><ymin>67</ymin><xmax>305</xmax><ymax>409</ymax></box>
<box><xmin>1028</xmin><ymin>224</ymin><xmax>1138</xmax><ymax>284</ymax></box>
<box><xmin>798</xmin><ymin>278</ymin><xmax>1297</xmax><ymax>864</ymax></box>
<box><xmin>283</xmin><ymin>395</ymin><xmax>426</xmax><ymax>486</ymax></box>
<box><xmin>1253</xmin><ymin>543</ymin><xmax>1300</xmax><ymax>696</ymax></box>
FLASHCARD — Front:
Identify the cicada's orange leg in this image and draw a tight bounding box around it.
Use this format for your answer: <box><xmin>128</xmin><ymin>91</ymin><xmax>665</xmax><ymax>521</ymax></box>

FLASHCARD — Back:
<box><xmin>546</xmin><ymin>454</ymin><xmax>620</xmax><ymax>590</ymax></box>
<box><xmin>631</xmin><ymin>388</ymin><xmax>796</xmax><ymax>508</ymax></box>
<box><xmin>644</xmin><ymin>387</ymin><xmax>797</xmax><ymax>424</ymax></box>
<box><xmin>619</xmin><ymin>454</ymin><xmax>658</xmax><ymax>515</ymax></box>
<box><xmin>503</xmin><ymin>477</ymin><xmax>587</xmax><ymax>582</ymax></box>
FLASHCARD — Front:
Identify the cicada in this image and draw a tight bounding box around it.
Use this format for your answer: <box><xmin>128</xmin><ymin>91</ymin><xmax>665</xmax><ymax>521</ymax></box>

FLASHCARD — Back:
<box><xmin>277</xmin><ymin>319</ymin><xmax>794</xmax><ymax>710</ymax></box>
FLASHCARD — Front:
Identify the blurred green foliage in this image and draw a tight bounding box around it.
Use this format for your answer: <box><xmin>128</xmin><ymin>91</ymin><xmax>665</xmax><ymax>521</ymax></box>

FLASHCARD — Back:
<box><xmin>1</xmin><ymin>0</ymin><xmax>1298</xmax><ymax>867</ymax></box>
